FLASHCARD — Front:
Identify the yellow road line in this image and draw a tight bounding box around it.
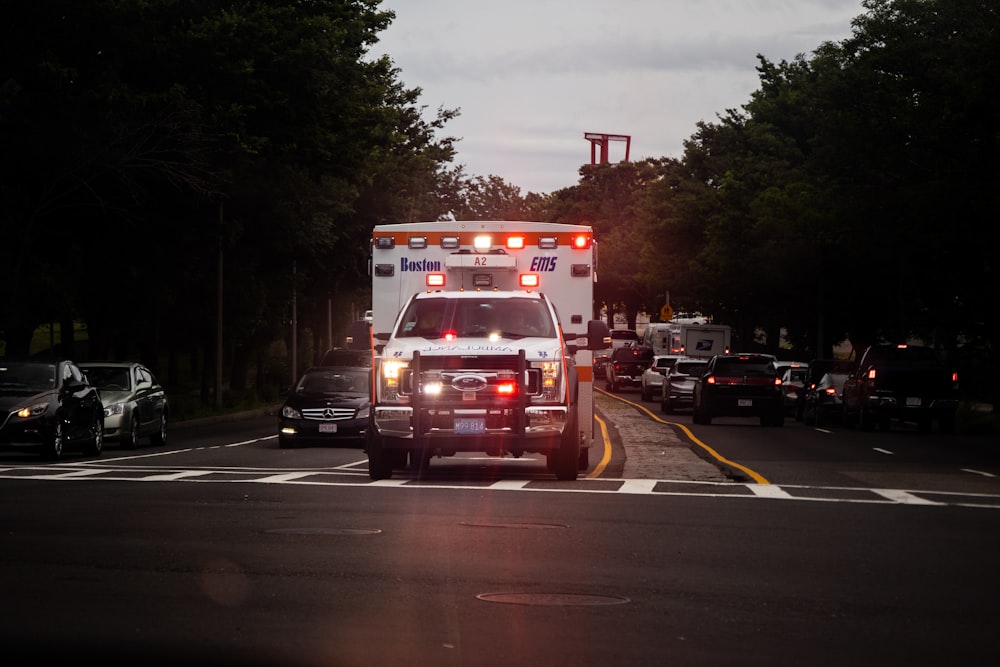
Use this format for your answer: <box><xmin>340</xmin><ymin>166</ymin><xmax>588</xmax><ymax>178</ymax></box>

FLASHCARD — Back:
<box><xmin>594</xmin><ymin>389</ymin><xmax>770</xmax><ymax>485</ymax></box>
<box><xmin>587</xmin><ymin>414</ymin><xmax>613</xmax><ymax>478</ymax></box>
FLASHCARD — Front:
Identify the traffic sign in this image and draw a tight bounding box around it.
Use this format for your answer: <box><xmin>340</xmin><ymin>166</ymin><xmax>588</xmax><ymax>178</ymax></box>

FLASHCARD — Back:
<box><xmin>660</xmin><ymin>304</ymin><xmax>673</xmax><ymax>321</ymax></box>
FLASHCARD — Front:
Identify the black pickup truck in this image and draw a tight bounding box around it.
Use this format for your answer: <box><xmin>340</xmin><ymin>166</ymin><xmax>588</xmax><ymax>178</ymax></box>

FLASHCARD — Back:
<box><xmin>604</xmin><ymin>345</ymin><xmax>653</xmax><ymax>392</ymax></box>
<box><xmin>842</xmin><ymin>344</ymin><xmax>959</xmax><ymax>432</ymax></box>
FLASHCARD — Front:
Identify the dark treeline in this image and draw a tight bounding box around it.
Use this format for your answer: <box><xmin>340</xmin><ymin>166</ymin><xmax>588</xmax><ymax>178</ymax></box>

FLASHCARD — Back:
<box><xmin>1</xmin><ymin>0</ymin><xmax>996</xmax><ymax>408</ymax></box>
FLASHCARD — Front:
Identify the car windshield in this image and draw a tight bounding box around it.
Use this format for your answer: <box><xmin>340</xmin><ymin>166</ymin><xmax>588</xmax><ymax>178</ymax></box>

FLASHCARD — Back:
<box><xmin>82</xmin><ymin>366</ymin><xmax>132</xmax><ymax>390</ymax></box>
<box><xmin>674</xmin><ymin>361</ymin><xmax>706</xmax><ymax>376</ymax></box>
<box><xmin>0</xmin><ymin>362</ymin><xmax>56</xmax><ymax>391</ymax></box>
<box><xmin>296</xmin><ymin>369</ymin><xmax>370</xmax><ymax>395</ymax></box>
<box><xmin>396</xmin><ymin>297</ymin><xmax>556</xmax><ymax>339</ymax></box>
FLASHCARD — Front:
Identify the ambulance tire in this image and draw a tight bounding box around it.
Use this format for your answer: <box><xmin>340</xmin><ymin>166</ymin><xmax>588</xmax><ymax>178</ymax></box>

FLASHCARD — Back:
<box><xmin>366</xmin><ymin>430</ymin><xmax>393</xmax><ymax>480</ymax></box>
<box><xmin>552</xmin><ymin>409</ymin><xmax>579</xmax><ymax>481</ymax></box>
<box><xmin>409</xmin><ymin>443</ymin><xmax>431</xmax><ymax>476</ymax></box>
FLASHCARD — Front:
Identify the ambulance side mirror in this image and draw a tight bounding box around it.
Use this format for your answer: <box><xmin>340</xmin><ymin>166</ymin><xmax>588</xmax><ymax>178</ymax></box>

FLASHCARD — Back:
<box><xmin>586</xmin><ymin>320</ymin><xmax>611</xmax><ymax>351</ymax></box>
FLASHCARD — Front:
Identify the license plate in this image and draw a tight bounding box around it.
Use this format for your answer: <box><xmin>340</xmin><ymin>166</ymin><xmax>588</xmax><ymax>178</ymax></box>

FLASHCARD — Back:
<box><xmin>906</xmin><ymin>397</ymin><xmax>921</xmax><ymax>407</ymax></box>
<box><xmin>738</xmin><ymin>399</ymin><xmax>752</xmax><ymax>407</ymax></box>
<box><xmin>455</xmin><ymin>417</ymin><xmax>486</xmax><ymax>434</ymax></box>
<box><xmin>319</xmin><ymin>423</ymin><xmax>338</xmax><ymax>433</ymax></box>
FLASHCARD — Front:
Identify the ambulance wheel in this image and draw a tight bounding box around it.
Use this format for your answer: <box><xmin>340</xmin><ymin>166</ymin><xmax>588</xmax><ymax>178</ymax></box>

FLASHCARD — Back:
<box><xmin>552</xmin><ymin>411</ymin><xmax>579</xmax><ymax>481</ymax></box>
<box><xmin>366</xmin><ymin>430</ymin><xmax>393</xmax><ymax>480</ymax></box>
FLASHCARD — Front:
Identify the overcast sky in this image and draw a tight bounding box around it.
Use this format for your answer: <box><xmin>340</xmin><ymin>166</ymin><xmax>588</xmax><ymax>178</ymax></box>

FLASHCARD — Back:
<box><xmin>368</xmin><ymin>0</ymin><xmax>866</xmax><ymax>194</ymax></box>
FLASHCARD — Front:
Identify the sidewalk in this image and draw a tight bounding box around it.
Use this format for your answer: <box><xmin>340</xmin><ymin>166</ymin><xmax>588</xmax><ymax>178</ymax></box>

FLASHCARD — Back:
<box><xmin>595</xmin><ymin>392</ymin><xmax>730</xmax><ymax>481</ymax></box>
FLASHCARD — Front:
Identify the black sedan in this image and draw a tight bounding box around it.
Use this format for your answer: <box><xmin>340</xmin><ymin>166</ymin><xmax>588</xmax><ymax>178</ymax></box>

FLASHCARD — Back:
<box><xmin>80</xmin><ymin>361</ymin><xmax>169</xmax><ymax>449</ymax></box>
<box><xmin>0</xmin><ymin>359</ymin><xmax>104</xmax><ymax>459</ymax></box>
<box><xmin>278</xmin><ymin>366</ymin><xmax>371</xmax><ymax>448</ymax></box>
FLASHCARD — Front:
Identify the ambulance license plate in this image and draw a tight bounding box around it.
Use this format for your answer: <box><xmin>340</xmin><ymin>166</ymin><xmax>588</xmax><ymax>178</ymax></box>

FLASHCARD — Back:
<box><xmin>455</xmin><ymin>418</ymin><xmax>485</xmax><ymax>435</ymax></box>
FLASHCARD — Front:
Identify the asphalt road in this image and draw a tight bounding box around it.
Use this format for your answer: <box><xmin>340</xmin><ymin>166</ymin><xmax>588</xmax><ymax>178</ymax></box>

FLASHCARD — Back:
<box><xmin>2</xmin><ymin>395</ymin><xmax>999</xmax><ymax>666</ymax></box>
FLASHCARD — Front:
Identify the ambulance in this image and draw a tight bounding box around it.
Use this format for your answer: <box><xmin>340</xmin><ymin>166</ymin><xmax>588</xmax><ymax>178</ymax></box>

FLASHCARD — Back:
<box><xmin>366</xmin><ymin>221</ymin><xmax>610</xmax><ymax>480</ymax></box>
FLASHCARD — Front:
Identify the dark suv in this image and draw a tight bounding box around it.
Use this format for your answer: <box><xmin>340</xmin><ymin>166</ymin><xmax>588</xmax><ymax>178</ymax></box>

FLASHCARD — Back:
<box><xmin>692</xmin><ymin>353</ymin><xmax>784</xmax><ymax>426</ymax></box>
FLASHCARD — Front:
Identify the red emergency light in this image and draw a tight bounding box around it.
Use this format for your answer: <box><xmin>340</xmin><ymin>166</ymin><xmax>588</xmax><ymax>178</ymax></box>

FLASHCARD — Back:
<box><xmin>426</xmin><ymin>273</ymin><xmax>445</xmax><ymax>287</ymax></box>
<box><xmin>519</xmin><ymin>273</ymin><xmax>540</xmax><ymax>288</ymax></box>
<box><xmin>506</xmin><ymin>235</ymin><xmax>525</xmax><ymax>250</ymax></box>
<box><xmin>571</xmin><ymin>234</ymin><xmax>591</xmax><ymax>249</ymax></box>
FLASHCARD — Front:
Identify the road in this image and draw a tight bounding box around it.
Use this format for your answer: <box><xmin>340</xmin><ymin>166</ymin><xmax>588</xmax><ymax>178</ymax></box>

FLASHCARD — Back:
<box><xmin>1</xmin><ymin>393</ymin><xmax>999</xmax><ymax>666</ymax></box>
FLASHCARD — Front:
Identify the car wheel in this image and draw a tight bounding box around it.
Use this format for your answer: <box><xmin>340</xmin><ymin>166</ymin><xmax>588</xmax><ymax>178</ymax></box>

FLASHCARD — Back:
<box><xmin>150</xmin><ymin>411</ymin><xmax>167</xmax><ymax>446</ymax></box>
<box><xmin>939</xmin><ymin>413</ymin><xmax>956</xmax><ymax>434</ymax></box>
<box><xmin>122</xmin><ymin>416</ymin><xmax>139</xmax><ymax>449</ymax></box>
<box><xmin>83</xmin><ymin>417</ymin><xmax>103</xmax><ymax>456</ymax></box>
<box><xmin>859</xmin><ymin>405</ymin><xmax>875</xmax><ymax>431</ymax></box>
<box><xmin>366</xmin><ymin>429</ymin><xmax>393</xmax><ymax>480</ymax></box>
<box><xmin>44</xmin><ymin>421</ymin><xmax>64</xmax><ymax>460</ymax></box>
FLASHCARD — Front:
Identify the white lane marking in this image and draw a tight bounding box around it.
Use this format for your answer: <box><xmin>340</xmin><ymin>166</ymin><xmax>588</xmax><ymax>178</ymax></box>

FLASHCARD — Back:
<box><xmin>490</xmin><ymin>480</ymin><xmax>531</xmax><ymax>491</ymax></box>
<box><xmin>143</xmin><ymin>471</ymin><xmax>216</xmax><ymax>481</ymax></box>
<box><xmin>253</xmin><ymin>472</ymin><xmax>318</xmax><ymax>483</ymax></box>
<box><xmin>749</xmin><ymin>485</ymin><xmax>794</xmax><ymax>499</ymax></box>
<box><xmin>619</xmin><ymin>480</ymin><xmax>658</xmax><ymax>494</ymax></box>
<box><xmin>3</xmin><ymin>467</ymin><xmax>999</xmax><ymax>509</ymax></box>
<box><xmin>871</xmin><ymin>489</ymin><xmax>943</xmax><ymax>505</ymax></box>
<box><xmin>40</xmin><ymin>469</ymin><xmax>109</xmax><ymax>479</ymax></box>
<box><xmin>961</xmin><ymin>468</ymin><xmax>996</xmax><ymax>478</ymax></box>
<box><xmin>873</xmin><ymin>448</ymin><xmax>895</xmax><ymax>455</ymax></box>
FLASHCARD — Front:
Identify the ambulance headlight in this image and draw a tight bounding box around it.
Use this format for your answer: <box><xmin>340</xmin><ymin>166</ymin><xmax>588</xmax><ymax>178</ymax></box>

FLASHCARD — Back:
<box><xmin>531</xmin><ymin>360</ymin><xmax>562</xmax><ymax>401</ymax></box>
<box><xmin>380</xmin><ymin>360</ymin><xmax>409</xmax><ymax>401</ymax></box>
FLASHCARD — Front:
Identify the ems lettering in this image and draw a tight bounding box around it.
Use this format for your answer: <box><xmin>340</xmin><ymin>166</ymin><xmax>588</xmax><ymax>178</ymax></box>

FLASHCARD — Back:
<box><xmin>530</xmin><ymin>256</ymin><xmax>557</xmax><ymax>272</ymax></box>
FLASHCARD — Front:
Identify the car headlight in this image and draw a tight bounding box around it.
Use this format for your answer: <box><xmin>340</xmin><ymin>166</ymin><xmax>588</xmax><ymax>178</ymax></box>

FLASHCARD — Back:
<box><xmin>357</xmin><ymin>405</ymin><xmax>370</xmax><ymax>420</ymax></box>
<box><xmin>103</xmin><ymin>402</ymin><xmax>125</xmax><ymax>418</ymax></box>
<box><xmin>281</xmin><ymin>405</ymin><xmax>302</xmax><ymax>419</ymax></box>
<box><xmin>16</xmin><ymin>402</ymin><xmax>49</xmax><ymax>419</ymax></box>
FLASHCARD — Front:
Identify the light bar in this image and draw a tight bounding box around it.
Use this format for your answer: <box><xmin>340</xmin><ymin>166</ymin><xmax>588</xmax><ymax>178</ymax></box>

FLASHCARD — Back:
<box><xmin>506</xmin><ymin>235</ymin><xmax>525</xmax><ymax>250</ymax></box>
<box><xmin>538</xmin><ymin>236</ymin><xmax>557</xmax><ymax>249</ymax></box>
<box><xmin>427</xmin><ymin>273</ymin><xmax>445</xmax><ymax>287</ymax></box>
<box><xmin>408</xmin><ymin>236</ymin><xmax>428</xmax><ymax>249</ymax></box>
<box><xmin>473</xmin><ymin>235</ymin><xmax>492</xmax><ymax>251</ymax></box>
<box><xmin>572</xmin><ymin>234</ymin><xmax>591</xmax><ymax>249</ymax></box>
<box><xmin>440</xmin><ymin>236</ymin><xmax>460</xmax><ymax>249</ymax></box>
<box><xmin>473</xmin><ymin>274</ymin><xmax>493</xmax><ymax>287</ymax></box>
<box><xmin>375</xmin><ymin>236</ymin><xmax>395</xmax><ymax>249</ymax></box>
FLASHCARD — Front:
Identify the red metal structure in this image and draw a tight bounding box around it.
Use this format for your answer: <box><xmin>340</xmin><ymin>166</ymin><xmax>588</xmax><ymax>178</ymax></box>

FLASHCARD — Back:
<box><xmin>584</xmin><ymin>132</ymin><xmax>631</xmax><ymax>164</ymax></box>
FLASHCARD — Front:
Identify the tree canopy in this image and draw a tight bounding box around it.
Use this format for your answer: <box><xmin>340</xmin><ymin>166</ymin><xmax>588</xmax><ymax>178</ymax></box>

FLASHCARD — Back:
<box><xmin>1</xmin><ymin>0</ymin><xmax>995</xmax><ymax>406</ymax></box>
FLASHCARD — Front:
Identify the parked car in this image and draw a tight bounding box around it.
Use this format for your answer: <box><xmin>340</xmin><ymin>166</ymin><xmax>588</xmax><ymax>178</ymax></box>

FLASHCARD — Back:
<box><xmin>776</xmin><ymin>362</ymin><xmax>810</xmax><ymax>414</ymax></box>
<box><xmin>0</xmin><ymin>359</ymin><xmax>104</xmax><ymax>459</ymax></box>
<box><xmin>799</xmin><ymin>359</ymin><xmax>855</xmax><ymax>426</ymax></box>
<box><xmin>660</xmin><ymin>357</ymin><xmax>708</xmax><ymax>413</ymax></box>
<box><xmin>278</xmin><ymin>365</ymin><xmax>371</xmax><ymax>448</ymax></box>
<box><xmin>640</xmin><ymin>354</ymin><xmax>682</xmax><ymax>401</ymax></box>
<box><xmin>604</xmin><ymin>345</ymin><xmax>653</xmax><ymax>392</ymax></box>
<box><xmin>80</xmin><ymin>361</ymin><xmax>169</xmax><ymax>449</ymax></box>
<box><xmin>692</xmin><ymin>353</ymin><xmax>784</xmax><ymax>426</ymax></box>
